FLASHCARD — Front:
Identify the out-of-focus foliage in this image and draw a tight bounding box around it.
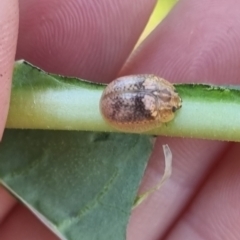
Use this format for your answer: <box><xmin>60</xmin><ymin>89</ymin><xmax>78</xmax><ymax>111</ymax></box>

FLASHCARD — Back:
<box><xmin>135</xmin><ymin>0</ymin><xmax>178</xmax><ymax>48</ymax></box>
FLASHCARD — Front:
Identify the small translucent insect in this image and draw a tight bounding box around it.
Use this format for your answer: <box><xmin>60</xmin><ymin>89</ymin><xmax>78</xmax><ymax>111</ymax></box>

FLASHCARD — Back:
<box><xmin>100</xmin><ymin>74</ymin><xmax>182</xmax><ymax>132</ymax></box>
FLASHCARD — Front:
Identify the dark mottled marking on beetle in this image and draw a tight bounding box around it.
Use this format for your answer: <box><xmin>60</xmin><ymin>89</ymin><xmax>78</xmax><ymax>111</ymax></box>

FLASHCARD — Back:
<box><xmin>104</xmin><ymin>92</ymin><xmax>155</xmax><ymax>124</ymax></box>
<box><xmin>110</xmin><ymin>95</ymin><xmax>124</xmax><ymax>119</ymax></box>
<box><xmin>132</xmin><ymin>81</ymin><xmax>146</xmax><ymax>91</ymax></box>
<box><xmin>133</xmin><ymin>95</ymin><xmax>154</xmax><ymax>121</ymax></box>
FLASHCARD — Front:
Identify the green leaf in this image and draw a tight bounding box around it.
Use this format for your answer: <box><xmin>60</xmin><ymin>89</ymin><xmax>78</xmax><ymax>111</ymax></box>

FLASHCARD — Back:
<box><xmin>7</xmin><ymin>60</ymin><xmax>240</xmax><ymax>142</ymax></box>
<box><xmin>7</xmin><ymin>60</ymin><xmax>107</xmax><ymax>132</ymax></box>
<box><xmin>0</xmin><ymin>130</ymin><xmax>153</xmax><ymax>240</ymax></box>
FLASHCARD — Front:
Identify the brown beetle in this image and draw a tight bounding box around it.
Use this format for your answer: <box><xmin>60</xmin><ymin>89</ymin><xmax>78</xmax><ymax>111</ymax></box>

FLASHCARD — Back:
<box><xmin>100</xmin><ymin>75</ymin><xmax>182</xmax><ymax>132</ymax></box>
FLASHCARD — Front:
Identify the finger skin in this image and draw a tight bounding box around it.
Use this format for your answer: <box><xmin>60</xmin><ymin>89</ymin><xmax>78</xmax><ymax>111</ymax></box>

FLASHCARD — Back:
<box><xmin>0</xmin><ymin>0</ymin><xmax>19</xmax><ymax>140</ymax></box>
<box><xmin>0</xmin><ymin>187</ymin><xmax>17</xmax><ymax>224</ymax></box>
<box><xmin>0</xmin><ymin>205</ymin><xmax>59</xmax><ymax>240</ymax></box>
<box><xmin>166</xmin><ymin>143</ymin><xmax>240</xmax><ymax>240</ymax></box>
<box><xmin>122</xmin><ymin>0</ymin><xmax>240</xmax><ymax>85</ymax></box>
<box><xmin>16</xmin><ymin>0</ymin><xmax>156</xmax><ymax>82</ymax></box>
<box><xmin>128</xmin><ymin>138</ymin><xmax>227</xmax><ymax>240</ymax></box>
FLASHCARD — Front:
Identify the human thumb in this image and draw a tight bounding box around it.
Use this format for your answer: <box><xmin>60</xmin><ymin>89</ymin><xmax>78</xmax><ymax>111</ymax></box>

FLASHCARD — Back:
<box><xmin>0</xmin><ymin>0</ymin><xmax>18</xmax><ymax>140</ymax></box>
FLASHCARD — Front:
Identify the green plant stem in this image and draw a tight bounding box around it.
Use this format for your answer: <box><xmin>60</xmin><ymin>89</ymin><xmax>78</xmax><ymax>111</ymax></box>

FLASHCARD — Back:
<box><xmin>6</xmin><ymin>61</ymin><xmax>240</xmax><ymax>142</ymax></box>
